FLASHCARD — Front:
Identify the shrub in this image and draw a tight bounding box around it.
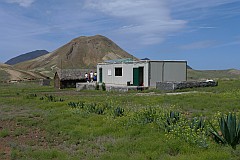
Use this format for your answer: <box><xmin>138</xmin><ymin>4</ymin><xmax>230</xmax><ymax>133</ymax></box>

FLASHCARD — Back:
<box><xmin>25</xmin><ymin>93</ymin><xmax>37</xmax><ymax>99</ymax></box>
<box><xmin>68</xmin><ymin>101</ymin><xmax>85</xmax><ymax>108</ymax></box>
<box><xmin>95</xmin><ymin>82</ymin><xmax>100</xmax><ymax>90</ymax></box>
<box><xmin>141</xmin><ymin>107</ymin><xmax>157</xmax><ymax>124</ymax></box>
<box><xmin>39</xmin><ymin>94</ymin><xmax>64</xmax><ymax>102</ymax></box>
<box><xmin>102</xmin><ymin>82</ymin><xmax>106</xmax><ymax>91</ymax></box>
<box><xmin>85</xmin><ymin>102</ymin><xmax>105</xmax><ymax>115</ymax></box>
<box><xmin>45</xmin><ymin>94</ymin><xmax>56</xmax><ymax>102</ymax></box>
<box><xmin>113</xmin><ymin>107</ymin><xmax>124</xmax><ymax>117</ymax></box>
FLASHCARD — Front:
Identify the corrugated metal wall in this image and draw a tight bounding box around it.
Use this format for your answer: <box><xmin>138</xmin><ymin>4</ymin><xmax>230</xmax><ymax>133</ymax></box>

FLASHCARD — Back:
<box><xmin>163</xmin><ymin>62</ymin><xmax>187</xmax><ymax>82</ymax></box>
<box><xmin>149</xmin><ymin>61</ymin><xmax>187</xmax><ymax>87</ymax></box>
<box><xmin>149</xmin><ymin>61</ymin><xmax>163</xmax><ymax>87</ymax></box>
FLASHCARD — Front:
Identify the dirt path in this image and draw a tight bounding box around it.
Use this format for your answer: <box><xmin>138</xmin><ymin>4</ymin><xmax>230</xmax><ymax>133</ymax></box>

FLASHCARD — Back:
<box><xmin>136</xmin><ymin>91</ymin><xmax>207</xmax><ymax>96</ymax></box>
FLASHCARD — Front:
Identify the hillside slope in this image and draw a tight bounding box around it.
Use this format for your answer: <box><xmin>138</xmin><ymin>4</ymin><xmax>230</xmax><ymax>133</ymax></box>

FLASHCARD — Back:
<box><xmin>5</xmin><ymin>50</ymin><xmax>49</xmax><ymax>65</ymax></box>
<box><xmin>15</xmin><ymin>35</ymin><xmax>138</xmax><ymax>76</ymax></box>
<box><xmin>187</xmin><ymin>69</ymin><xmax>240</xmax><ymax>80</ymax></box>
<box><xmin>0</xmin><ymin>63</ymin><xmax>47</xmax><ymax>82</ymax></box>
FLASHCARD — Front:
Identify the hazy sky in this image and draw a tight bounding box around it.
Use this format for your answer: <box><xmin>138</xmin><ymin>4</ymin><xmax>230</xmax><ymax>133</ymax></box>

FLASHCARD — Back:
<box><xmin>0</xmin><ymin>0</ymin><xmax>240</xmax><ymax>69</ymax></box>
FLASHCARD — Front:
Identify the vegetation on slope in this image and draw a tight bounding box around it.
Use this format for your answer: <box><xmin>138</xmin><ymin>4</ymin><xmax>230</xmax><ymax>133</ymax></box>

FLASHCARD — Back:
<box><xmin>0</xmin><ymin>70</ymin><xmax>10</xmax><ymax>82</ymax></box>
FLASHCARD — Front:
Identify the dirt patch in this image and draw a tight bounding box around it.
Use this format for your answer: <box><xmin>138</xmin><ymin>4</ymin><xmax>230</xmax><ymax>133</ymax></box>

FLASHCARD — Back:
<box><xmin>0</xmin><ymin>120</ymin><xmax>48</xmax><ymax>160</ymax></box>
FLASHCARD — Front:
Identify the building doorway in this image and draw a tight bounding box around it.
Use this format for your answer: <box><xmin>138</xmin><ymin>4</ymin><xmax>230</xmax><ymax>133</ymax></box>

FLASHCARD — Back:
<box><xmin>99</xmin><ymin>68</ymin><xmax>102</xmax><ymax>83</ymax></box>
<box><xmin>133</xmin><ymin>67</ymin><xmax>144</xmax><ymax>86</ymax></box>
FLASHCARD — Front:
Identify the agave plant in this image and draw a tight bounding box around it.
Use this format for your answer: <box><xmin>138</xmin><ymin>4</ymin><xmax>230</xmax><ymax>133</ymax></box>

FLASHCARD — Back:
<box><xmin>190</xmin><ymin>116</ymin><xmax>205</xmax><ymax>132</ymax></box>
<box><xmin>209</xmin><ymin>112</ymin><xmax>240</xmax><ymax>150</ymax></box>
<box><xmin>113</xmin><ymin>107</ymin><xmax>124</xmax><ymax>117</ymax></box>
<box><xmin>166</xmin><ymin>111</ymin><xmax>180</xmax><ymax>126</ymax></box>
<box><xmin>164</xmin><ymin>111</ymin><xmax>180</xmax><ymax>132</ymax></box>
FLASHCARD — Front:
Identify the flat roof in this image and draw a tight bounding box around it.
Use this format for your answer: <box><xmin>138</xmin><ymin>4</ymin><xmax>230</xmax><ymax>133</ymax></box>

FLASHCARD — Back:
<box><xmin>98</xmin><ymin>60</ymin><xmax>187</xmax><ymax>65</ymax></box>
<box><xmin>141</xmin><ymin>60</ymin><xmax>187</xmax><ymax>62</ymax></box>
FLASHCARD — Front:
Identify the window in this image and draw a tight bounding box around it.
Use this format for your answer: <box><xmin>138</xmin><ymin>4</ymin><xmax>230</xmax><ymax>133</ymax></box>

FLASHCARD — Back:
<box><xmin>115</xmin><ymin>67</ymin><xmax>122</xmax><ymax>76</ymax></box>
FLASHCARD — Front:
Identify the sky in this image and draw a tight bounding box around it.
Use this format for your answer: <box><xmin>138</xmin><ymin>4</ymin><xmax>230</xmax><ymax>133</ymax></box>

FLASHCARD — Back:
<box><xmin>0</xmin><ymin>0</ymin><xmax>240</xmax><ymax>70</ymax></box>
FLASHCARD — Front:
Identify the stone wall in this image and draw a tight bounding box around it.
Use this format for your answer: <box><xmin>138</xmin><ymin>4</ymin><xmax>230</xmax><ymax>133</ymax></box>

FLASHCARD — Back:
<box><xmin>156</xmin><ymin>81</ymin><xmax>218</xmax><ymax>91</ymax></box>
<box><xmin>76</xmin><ymin>83</ymin><xmax>96</xmax><ymax>91</ymax></box>
<box><xmin>39</xmin><ymin>79</ymin><xmax>51</xmax><ymax>86</ymax></box>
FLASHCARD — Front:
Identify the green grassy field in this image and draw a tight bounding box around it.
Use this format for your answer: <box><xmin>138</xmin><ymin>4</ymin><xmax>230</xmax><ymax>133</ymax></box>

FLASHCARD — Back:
<box><xmin>0</xmin><ymin>80</ymin><xmax>240</xmax><ymax>159</ymax></box>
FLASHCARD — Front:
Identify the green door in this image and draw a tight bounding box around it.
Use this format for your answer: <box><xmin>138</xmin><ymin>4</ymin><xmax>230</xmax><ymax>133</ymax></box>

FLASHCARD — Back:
<box><xmin>99</xmin><ymin>68</ymin><xmax>102</xmax><ymax>83</ymax></box>
<box><xmin>133</xmin><ymin>68</ymin><xmax>139</xmax><ymax>86</ymax></box>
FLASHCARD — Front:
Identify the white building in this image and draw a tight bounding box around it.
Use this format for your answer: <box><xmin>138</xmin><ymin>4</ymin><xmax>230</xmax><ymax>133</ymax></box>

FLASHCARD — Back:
<box><xmin>97</xmin><ymin>59</ymin><xmax>187</xmax><ymax>88</ymax></box>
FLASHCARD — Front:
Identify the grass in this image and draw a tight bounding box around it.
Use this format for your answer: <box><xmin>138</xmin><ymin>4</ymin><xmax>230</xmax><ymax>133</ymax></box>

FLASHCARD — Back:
<box><xmin>0</xmin><ymin>80</ymin><xmax>240</xmax><ymax>159</ymax></box>
<box><xmin>0</xmin><ymin>129</ymin><xmax>9</xmax><ymax>138</ymax></box>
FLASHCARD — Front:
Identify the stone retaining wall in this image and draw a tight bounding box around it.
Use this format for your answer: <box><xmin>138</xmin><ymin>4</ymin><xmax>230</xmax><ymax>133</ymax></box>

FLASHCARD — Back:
<box><xmin>156</xmin><ymin>81</ymin><xmax>218</xmax><ymax>91</ymax></box>
<box><xmin>76</xmin><ymin>83</ymin><xmax>96</xmax><ymax>91</ymax></box>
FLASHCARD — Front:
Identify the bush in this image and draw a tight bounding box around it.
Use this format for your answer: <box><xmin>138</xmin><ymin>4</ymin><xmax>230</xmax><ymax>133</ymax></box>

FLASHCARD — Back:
<box><xmin>95</xmin><ymin>82</ymin><xmax>100</xmax><ymax>90</ymax></box>
<box><xmin>102</xmin><ymin>82</ymin><xmax>106</xmax><ymax>91</ymax></box>
<box><xmin>39</xmin><ymin>94</ymin><xmax>64</xmax><ymax>102</ymax></box>
<box><xmin>68</xmin><ymin>101</ymin><xmax>85</xmax><ymax>108</ymax></box>
<box><xmin>141</xmin><ymin>107</ymin><xmax>157</xmax><ymax>124</ymax></box>
<box><xmin>113</xmin><ymin>107</ymin><xmax>124</xmax><ymax>117</ymax></box>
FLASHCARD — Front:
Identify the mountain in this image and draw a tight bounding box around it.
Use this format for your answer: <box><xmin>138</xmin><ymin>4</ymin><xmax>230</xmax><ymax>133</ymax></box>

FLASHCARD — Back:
<box><xmin>5</xmin><ymin>50</ymin><xmax>49</xmax><ymax>65</ymax></box>
<box><xmin>14</xmin><ymin>35</ymin><xmax>138</xmax><ymax>77</ymax></box>
<box><xmin>141</xmin><ymin>58</ymin><xmax>150</xmax><ymax>60</ymax></box>
<box><xmin>0</xmin><ymin>63</ymin><xmax>47</xmax><ymax>82</ymax></box>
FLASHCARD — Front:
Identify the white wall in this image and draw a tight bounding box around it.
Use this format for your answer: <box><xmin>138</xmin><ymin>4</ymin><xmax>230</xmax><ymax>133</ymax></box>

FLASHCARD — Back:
<box><xmin>97</xmin><ymin>62</ymin><xmax>148</xmax><ymax>86</ymax></box>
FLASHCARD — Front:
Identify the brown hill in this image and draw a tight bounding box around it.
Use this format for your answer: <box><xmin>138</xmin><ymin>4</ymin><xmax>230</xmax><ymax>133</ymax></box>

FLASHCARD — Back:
<box><xmin>0</xmin><ymin>63</ymin><xmax>47</xmax><ymax>82</ymax></box>
<box><xmin>15</xmin><ymin>35</ymin><xmax>138</xmax><ymax>77</ymax></box>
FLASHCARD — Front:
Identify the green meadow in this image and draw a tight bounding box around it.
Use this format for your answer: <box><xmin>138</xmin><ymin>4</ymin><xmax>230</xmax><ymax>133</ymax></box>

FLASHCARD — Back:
<box><xmin>0</xmin><ymin>80</ymin><xmax>240</xmax><ymax>159</ymax></box>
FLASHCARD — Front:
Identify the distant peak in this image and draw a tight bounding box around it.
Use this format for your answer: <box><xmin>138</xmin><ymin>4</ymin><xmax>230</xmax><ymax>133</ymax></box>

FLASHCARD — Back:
<box><xmin>5</xmin><ymin>50</ymin><xmax>49</xmax><ymax>65</ymax></box>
